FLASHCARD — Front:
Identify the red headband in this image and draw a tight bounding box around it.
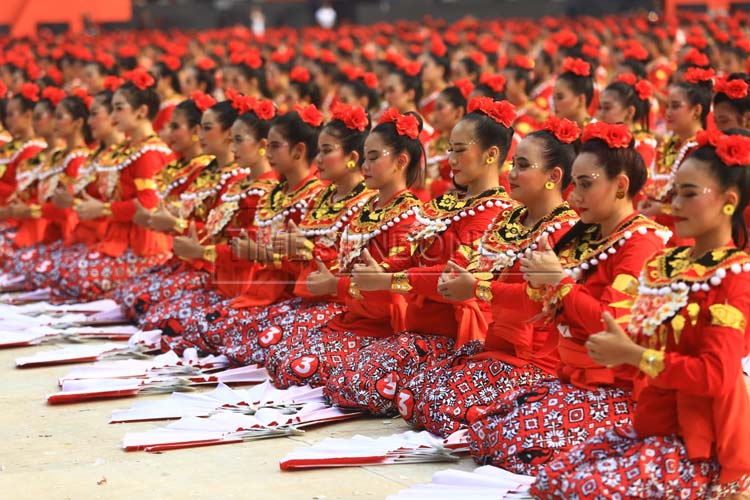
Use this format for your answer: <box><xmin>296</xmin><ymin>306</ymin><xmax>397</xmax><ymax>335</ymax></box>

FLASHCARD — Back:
<box><xmin>466</xmin><ymin>97</ymin><xmax>516</xmax><ymax>127</ymax></box>
<box><xmin>581</xmin><ymin>121</ymin><xmax>632</xmax><ymax>149</ymax></box>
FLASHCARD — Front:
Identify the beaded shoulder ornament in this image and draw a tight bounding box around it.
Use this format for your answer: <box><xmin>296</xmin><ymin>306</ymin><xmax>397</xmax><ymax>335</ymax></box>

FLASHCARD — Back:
<box><xmin>159</xmin><ymin>154</ymin><xmax>215</xmax><ymax>199</ymax></box>
<box><xmin>559</xmin><ymin>214</ymin><xmax>672</xmax><ymax>282</ymax></box>
<box><xmin>299</xmin><ymin>182</ymin><xmax>374</xmax><ymax>245</ymax></box>
<box><xmin>254</xmin><ymin>177</ymin><xmax>323</xmax><ymax>246</ymax></box>
<box><xmin>629</xmin><ymin>246</ymin><xmax>750</xmax><ymax>349</ymax></box>
<box><xmin>339</xmin><ymin>191</ymin><xmax>421</xmax><ymax>270</ymax></box>
<box><xmin>15</xmin><ymin>146</ymin><xmax>50</xmax><ymax>194</ymax></box>
<box><xmin>202</xmin><ymin>174</ymin><xmax>278</xmax><ymax>240</ymax></box>
<box><xmin>38</xmin><ymin>147</ymin><xmax>90</xmax><ymax>201</ymax></box>
<box><xmin>473</xmin><ymin>202</ymin><xmax>578</xmax><ymax>274</ymax></box>
<box><xmin>93</xmin><ymin>136</ymin><xmax>172</xmax><ymax>199</ymax></box>
<box><xmin>178</xmin><ymin>162</ymin><xmax>249</xmax><ymax>220</ymax></box>
<box><xmin>409</xmin><ymin>186</ymin><xmax>513</xmax><ymax>243</ymax></box>
<box><xmin>648</xmin><ymin>135</ymin><xmax>697</xmax><ymax>201</ymax></box>
<box><xmin>0</xmin><ymin>138</ymin><xmax>48</xmax><ymax>166</ymax></box>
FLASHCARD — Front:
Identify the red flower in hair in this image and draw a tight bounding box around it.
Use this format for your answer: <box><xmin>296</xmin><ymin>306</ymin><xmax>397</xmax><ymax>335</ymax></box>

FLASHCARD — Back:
<box><xmin>686</xmin><ymin>35</ymin><xmax>707</xmax><ymax>50</ymax></box>
<box><xmin>510</xmin><ymin>55</ymin><xmax>534</xmax><ymax>71</ymax></box>
<box><xmin>542</xmin><ymin>116</ymin><xmax>580</xmax><ymax>144</ymax></box>
<box><xmin>555</xmin><ymin>30</ymin><xmax>578</xmax><ymax>48</ymax></box>
<box><xmin>683</xmin><ymin>48</ymin><xmax>709</xmax><ymax>67</ymax></box>
<box><xmin>623</xmin><ymin>44</ymin><xmax>649</xmax><ymax>62</ymax></box>
<box><xmin>735</xmin><ymin>39</ymin><xmax>750</xmax><ymax>54</ymax></box>
<box><xmin>562</xmin><ymin>57</ymin><xmax>591</xmax><ymax>77</ymax></box>
<box><xmin>127</xmin><ymin>69</ymin><xmax>155</xmax><ymax>90</ymax></box>
<box><xmin>319</xmin><ymin>49</ymin><xmax>337</xmax><ymax>65</ymax></box>
<box><xmin>103</xmin><ymin>76</ymin><xmax>124</xmax><ymax>92</ymax></box>
<box><xmin>635</xmin><ymin>80</ymin><xmax>653</xmax><ymax>100</ymax></box>
<box><xmin>469</xmin><ymin>51</ymin><xmax>487</xmax><ymax>67</ymax></box>
<box><xmin>338</xmin><ymin>38</ymin><xmax>355</xmax><ymax>54</ymax></box>
<box><xmin>715</xmin><ymin>134</ymin><xmax>750</xmax><ymax>167</ymax></box>
<box><xmin>294</xmin><ymin>103</ymin><xmax>324</xmax><ymax>127</ymax></box>
<box><xmin>715</xmin><ymin>76</ymin><xmax>749</xmax><ymax>99</ymax></box>
<box><xmin>616</xmin><ymin>73</ymin><xmax>637</xmax><ymax>86</ymax></box>
<box><xmin>379</xmin><ymin>109</ymin><xmax>419</xmax><ymax>140</ymax></box>
<box><xmin>117</xmin><ymin>45</ymin><xmax>138</xmax><ymax>58</ymax></box>
<box><xmin>160</xmin><ymin>55</ymin><xmax>181</xmax><ymax>71</ymax></box>
<box><xmin>190</xmin><ymin>91</ymin><xmax>216</xmax><ymax>113</ymax></box>
<box><xmin>402</xmin><ymin>61</ymin><xmax>422</xmax><ymax>77</ymax></box>
<box><xmin>479</xmin><ymin>73</ymin><xmax>506</xmax><ymax>93</ymax></box>
<box><xmin>431</xmin><ymin>36</ymin><xmax>447</xmax><ymax>57</ymax></box>
<box><xmin>235</xmin><ymin>95</ymin><xmax>258</xmax><ymax>114</ymax></box>
<box><xmin>195</xmin><ymin>57</ymin><xmax>216</xmax><ymax>71</ymax></box>
<box><xmin>332</xmin><ymin>103</ymin><xmax>369</xmax><ymax>132</ymax></box>
<box><xmin>683</xmin><ymin>67</ymin><xmax>715</xmax><ymax>84</ymax></box>
<box><xmin>581</xmin><ymin>122</ymin><xmax>632</xmax><ymax>149</ymax></box>
<box><xmin>581</xmin><ymin>44</ymin><xmax>599</xmax><ymax>60</ymax></box>
<box><xmin>290</xmin><ymin>66</ymin><xmax>311</xmax><ymax>84</ymax></box>
<box><xmin>46</xmin><ymin>66</ymin><xmax>63</xmax><ymax>85</ymax></box>
<box><xmin>240</xmin><ymin>52</ymin><xmax>262</xmax><ymax>69</ymax></box>
<box><xmin>361</xmin><ymin>72</ymin><xmax>378</xmax><ymax>89</ymax></box>
<box><xmin>253</xmin><ymin>99</ymin><xmax>276</xmax><ymax>121</ymax></box>
<box><xmin>42</xmin><ymin>86</ymin><xmax>66</xmax><ymax>106</ymax></box>
<box><xmin>467</xmin><ymin>97</ymin><xmax>516</xmax><ymax>127</ymax></box>
<box><xmin>454</xmin><ymin>78</ymin><xmax>475</xmax><ymax>99</ymax></box>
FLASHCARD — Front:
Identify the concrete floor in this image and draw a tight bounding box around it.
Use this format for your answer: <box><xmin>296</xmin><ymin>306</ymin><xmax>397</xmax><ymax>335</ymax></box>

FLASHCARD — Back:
<box><xmin>0</xmin><ymin>341</ymin><xmax>476</xmax><ymax>500</ymax></box>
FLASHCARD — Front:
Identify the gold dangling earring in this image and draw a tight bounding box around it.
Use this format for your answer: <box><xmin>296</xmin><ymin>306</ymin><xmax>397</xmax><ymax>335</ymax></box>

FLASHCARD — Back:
<box><xmin>723</xmin><ymin>204</ymin><xmax>736</xmax><ymax>216</ymax></box>
<box><xmin>258</xmin><ymin>147</ymin><xmax>266</xmax><ymax>157</ymax></box>
<box><xmin>544</xmin><ymin>181</ymin><xmax>555</xmax><ymax>190</ymax></box>
<box><xmin>346</xmin><ymin>160</ymin><xmax>357</xmax><ymax>170</ymax></box>
<box><xmin>616</xmin><ymin>190</ymin><xmax>626</xmax><ymax>200</ymax></box>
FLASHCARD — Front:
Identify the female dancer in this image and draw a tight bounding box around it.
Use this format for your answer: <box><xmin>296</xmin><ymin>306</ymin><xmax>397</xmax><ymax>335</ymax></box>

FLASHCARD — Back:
<box><xmin>532</xmin><ymin>129</ymin><xmax>750</xmax><ymax>500</ymax></box>
<box><xmin>425</xmin><ymin>85</ymin><xmax>467</xmax><ymax>198</ymax></box>
<box><xmin>399</xmin><ymin>117</ymin><xmax>581</xmax><ymax>437</ymax></box>
<box><xmin>324</xmin><ymin>97</ymin><xmax>517</xmax><ymax>416</ymax></box>
<box><xmin>552</xmin><ymin>58</ymin><xmax>594</xmax><ymax>127</ymax></box>
<box><xmin>466</xmin><ymin>122</ymin><xmax>669</xmax><ymax>475</ymax></box>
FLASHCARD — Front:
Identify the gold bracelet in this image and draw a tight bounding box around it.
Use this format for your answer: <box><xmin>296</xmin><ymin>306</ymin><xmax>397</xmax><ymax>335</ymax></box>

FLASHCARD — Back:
<box><xmin>29</xmin><ymin>204</ymin><xmax>42</xmax><ymax>219</ymax></box>
<box><xmin>348</xmin><ymin>281</ymin><xmax>363</xmax><ymax>299</ymax></box>
<box><xmin>302</xmin><ymin>239</ymin><xmax>315</xmax><ymax>252</ymax></box>
<box><xmin>639</xmin><ymin>348</ymin><xmax>665</xmax><ymax>378</ymax></box>
<box><xmin>475</xmin><ymin>280</ymin><xmax>493</xmax><ymax>302</ymax></box>
<box><xmin>203</xmin><ymin>245</ymin><xmax>217</xmax><ymax>262</ymax></box>
<box><xmin>173</xmin><ymin>218</ymin><xmax>188</xmax><ymax>234</ymax></box>
<box><xmin>526</xmin><ymin>284</ymin><xmax>545</xmax><ymax>302</ymax></box>
<box><xmin>73</xmin><ymin>199</ymin><xmax>82</xmax><ymax>207</ymax></box>
<box><xmin>101</xmin><ymin>202</ymin><xmax>112</xmax><ymax>217</ymax></box>
<box><xmin>391</xmin><ymin>271</ymin><xmax>412</xmax><ymax>294</ymax></box>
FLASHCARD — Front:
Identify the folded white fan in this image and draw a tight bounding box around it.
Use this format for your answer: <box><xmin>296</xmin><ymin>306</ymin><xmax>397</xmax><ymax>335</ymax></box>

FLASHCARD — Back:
<box><xmin>121</xmin><ymin>403</ymin><xmax>357</xmax><ymax>452</ymax></box>
<box><xmin>3</xmin><ymin>299</ymin><xmax>119</xmax><ymax>316</ymax></box>
<box><xmin>110</xmin><ymin>381</ymin><xmax>326</xmax><ymax>423</ymax></box>
<box><xmin>0</xmin><ymin>288</ymin><xmax>51</xmax><ymax>304</ymax></box>
<box><xmin>279</xmin><ymin>430</ymin><xmax>464</xmax><ymax>470</ymax></box>
<box><xmin>47</xmin><ymin>364</ymin><xmax>269</xmax><ymax>404</ymax></box>
<box><xmin>77</xmin><ymin>307</ymin><xmax>130</xmax><ymax>326</ymax></box>
<box><xmin>16</xmin><ymin>343</ymin><xmax>131</xmax><ymax>368</ymax></box>
<box><xmin>386</xmin><ymin>465</ymin><xmax>535</xmax><ymax>500</ymax></box>
<box><xmin>0</xmin><ymin>328</ymin><xmax>61</xmax><ymax>347</ymax></box>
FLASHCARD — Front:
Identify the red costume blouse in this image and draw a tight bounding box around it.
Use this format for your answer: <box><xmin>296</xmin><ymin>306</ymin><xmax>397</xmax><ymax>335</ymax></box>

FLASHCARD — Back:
<box><xmin>629</xmin><ymin>246</ymin><xmax>750</xmax><ymax>482</ymax></box>
<box><xmin>527</xmin><ymin>213</ymin><xmax>669</xmax><ymax>391</ymax></box>
<box><xmin>93</xmin><ymin>135</ymin><xmax>174</xmax><ymax>257</ymax></box>
<box><xmin>469</xmin><ymin>203</ymin><xmax>579</xmax><ymax>374</ymax></box>
<box><xmin>329</xmin><ymin>190</ymin><xmax>422</xmax><ymax>338</ymax></box>
<box><xmin>386</xmin><ymin>187</ymin><xmax>515</xmax><ymax>346</ymax></box>
<box><xmin>0</xmin><ymin>138</ymin><xmax>47</xmax><ymax>204</ymax></box>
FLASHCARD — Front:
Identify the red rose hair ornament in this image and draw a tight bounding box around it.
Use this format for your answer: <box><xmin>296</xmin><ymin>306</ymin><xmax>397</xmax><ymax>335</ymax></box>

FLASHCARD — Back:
<box><xmin>294</xmin><ymin>103</ymin><xmax>324</xmax><ymax>127</ymax></box>
<box><xmin>195</xmin><ymin>57</ymin><xmax>216</xmax><ymax>71</ymax></box>
<box><xmin>290</xmin><ymin>66</ymin><xmax>311</xmax><ymax>84</ymax></box>
<box><xmin>479</xmin><ymin>73</ymin><xmax>506</xmax><ymax>93</ymax></box>
<box><xmin>253</xmin><ymin>99</ymin><xmax>277</xmax><ymax>121</ymax></box>
<box><xmin>42</xmin><ymin>86</ymin><xmax>66</xmax><ymax>106</ymax></box>
<box><xmin>696</xmin><ymin>130</ymin><xmax>750</xmax><ymax>167</ymax></box>
<box><xmin>126</xmin><ymin>69</ymin><xmax>155</xmax><ymax>90</ymax></box>
<box><xmin>714</xmin><ymin>76</ymin><xmax>749</xmax><ymax>100</ymax></box>
<box><xmin>562</xmin><ymin>57</ymin><xmax>591</xmax><ymax>77</ymax></box>
<box><xmin>542</xmin><ymin>116</ymin><xmax>581</xmax><ymax>144</ymax></box>
<box><xmin>581</xmin><ymin>122</ymin><xmax>633</xmax><ymax>149</ymax></box>
<box><xmin>453</xmin><ymin>78</ymin><xmax>475</xmax><ymax>99</ymax></box>
<box><xmin>102</xmin><ymin>76</ymin><xmax>124</xmax><ymax>92</ymax></box>
<box><xmin>379</xmin><ymin>108</ymin><xmax>419</xmax><ymax>140</ymax></box>
<box><xmin>332</xmin><ymin>103</ymin><xmax>369</xmax><ymax>132</ymax></box>
<box><xmin>466</xmin><ymin>97</ymin><xmax>516</xmax><ymax>127</ymax></box>
<box><xmin>190</xmin><ymin>91</ymin><xmax>217</xmax><ymax>113</ymax></box>
<box><xmin>683</xmin><ymin>67</ymin><xmax>715</xmax><ymax>85</ymax></box>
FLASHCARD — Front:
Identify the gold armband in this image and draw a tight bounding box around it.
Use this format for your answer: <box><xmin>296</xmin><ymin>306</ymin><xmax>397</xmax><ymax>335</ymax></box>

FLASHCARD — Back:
<box><xmin>203</xmin><ymin>245</ymin><xmax>217</xmax><ymax>262</ymax></box>
<box><xmin>639</xmin><ymin>348</ymin><xmax>665</xmax><ymax>378</ymax></box>
<box><xmin>391</xmin><ymin>271</ymin><xmax>412</xmax><ymax>294</ymax></box>
<box><xmin>526</xmin><ymin>284</ymin><xmax>545</xmax><ymax>302</ymax></box>
<box><xmin>475</xmin><ymin>280</ymin><xmax>493</xmax><ymax>303</ymax></box>
<box><xmin>101</xmin><ymin>202</ymin><xmax>112</xmax><ymax>217</ymax></box>
<box><xmin>173</xmin><ymin>218</ymin><xmax>188</xmax><ymax>234</ymax></box>
<box><xmin>134</xmin><ymin>178</ymin><xmax>157</xmax><ymax>191</ymax></box>
<box><xmin>348</xmin><ymin>281</ymin><xmax>363</xmax><ymax>299</ymax></box>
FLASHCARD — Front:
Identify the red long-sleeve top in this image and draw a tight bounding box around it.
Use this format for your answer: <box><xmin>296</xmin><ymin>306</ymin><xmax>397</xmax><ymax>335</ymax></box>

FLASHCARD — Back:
<box><xmin>92</xmin><ymin>135</ymin><xmax>174</xmax><ymax>258</ymax></box>
<box><xmin>385</xmin><ymin>187</ymin><xmax>515</xmax><ymax>346</ymax></box>
<box><xmin>526</xmin><ymin>213</ymin><xmax>668</xmax><ymax>391</ymax></box>
<box><xmin>469</xmin><ymin>203</ymin><xmax>579</xmax><ymax>375</ymax></box>
<box><xmin>229</xmin><ymin>173</ymin><xmax>324</xmax><ymax>309</ymax></box>
<box><xmin>327</xmin><ymin>190</ymin><xmax>422</xmax><ymax>338</ymax></box>
<box><xmin>629</xmin><ymin>246</ymin><xmax>750</xmax><ymax>483</ymax></box>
